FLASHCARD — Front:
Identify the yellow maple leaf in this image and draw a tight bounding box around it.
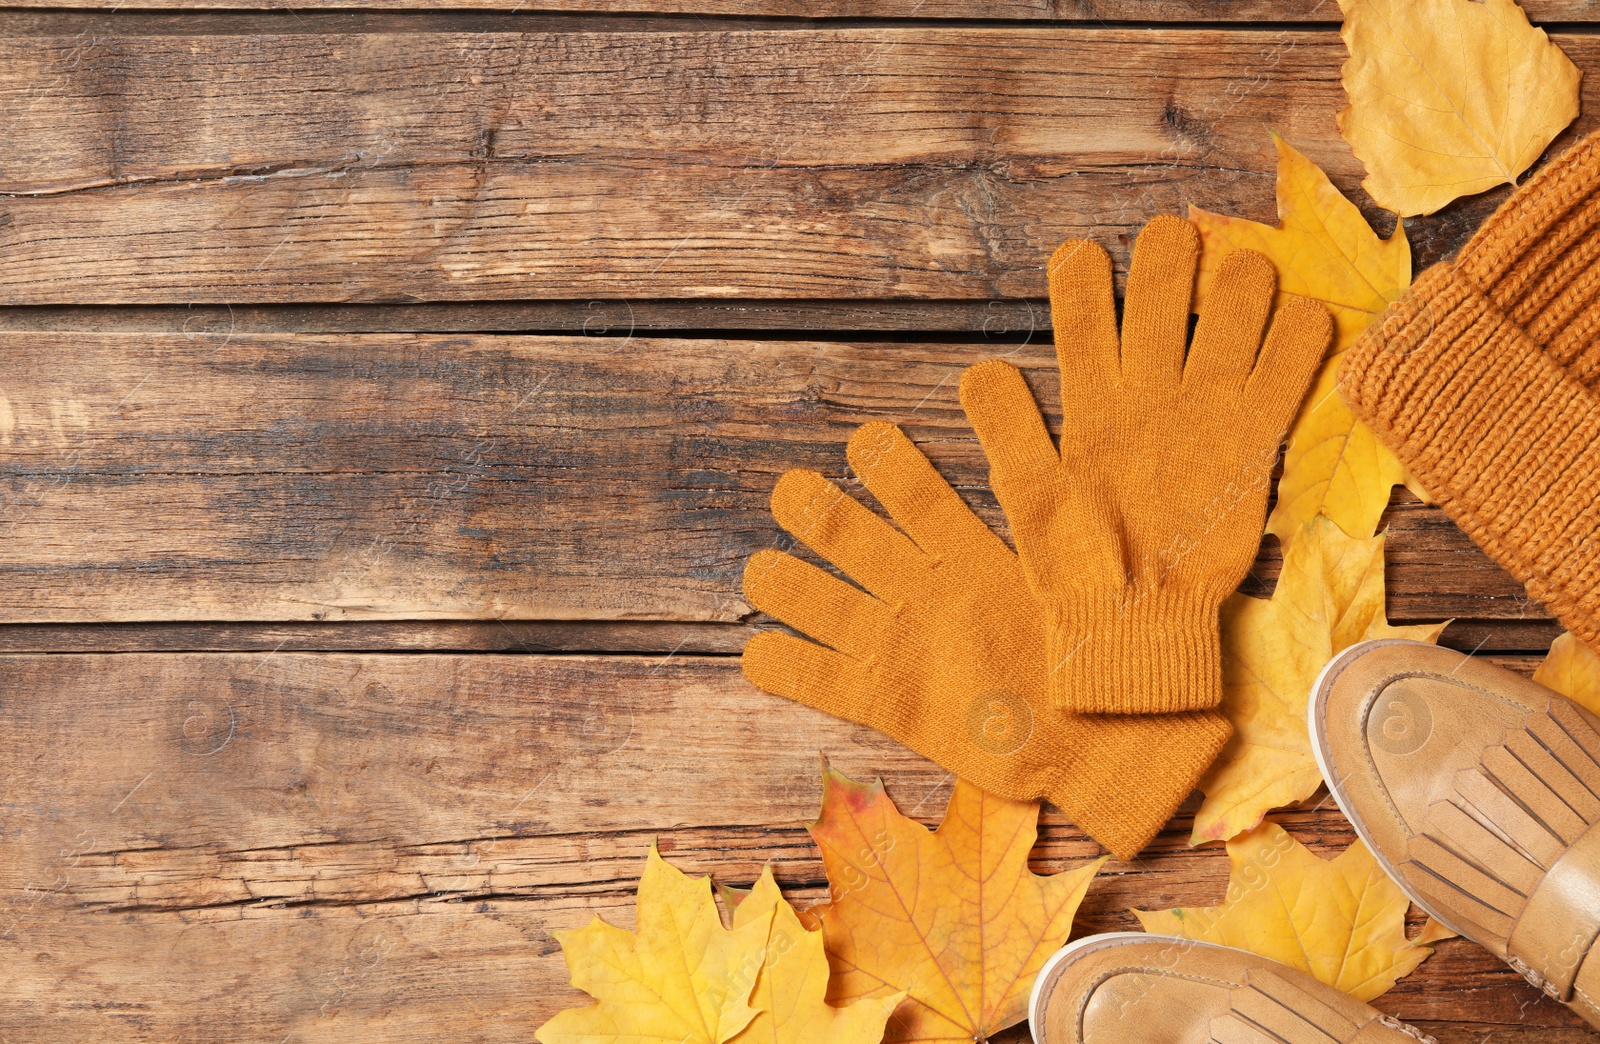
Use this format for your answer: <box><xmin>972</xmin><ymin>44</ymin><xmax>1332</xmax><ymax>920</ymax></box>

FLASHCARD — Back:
<box><xmin>1191</xmin><ymin>133</ymin><xmax>1421</xmax><ymax>548</ymax></box>
<box><xmin>1534</xmin><ymin>631</ymin><xmax>1600</xmax><ymax>716</ymax></box>
<box><xmin>1192</xmin><ymin>515</ymin><xmax>1447</xmax><ymax>844</ymax></box>
<box><xmin>1136</xmin><ymin>822</ymin><xmax>1434</xmax><ymax>1002</ymax></box>
<box><xmin>1272</xmin><ymin>390</ymin><xmax>1419</xmax><ymax>549</ymax></box>
<box><xmin>730</xmin><ymin>871</ymin><xmax>903</xmax><ymax>1044</ymax></box>
<box><xmin>540</xmin><ymin>847</ymin><xmax>896</xmax><ymax>1044</ymax></box>
<box><xmin>1337</xmin><ymin>0</ymin><xmax>1581</xmax><ymax>217</ymax></box>
<box><xmin>804</xmin><ymin>765</ymin><xmax>1102</xmax><ymax>1042</ymax></box>
<box><xmin>1192</xmin><ymin>133</ymin><xmax>1410</xmax><ymax>351</ymax></box>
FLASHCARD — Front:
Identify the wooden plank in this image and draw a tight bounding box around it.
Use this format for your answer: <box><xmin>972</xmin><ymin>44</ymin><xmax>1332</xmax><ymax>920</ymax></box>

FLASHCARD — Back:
<box><xmin>0</xmin><ymin>618</ymin><xmax>1560</xmax><ymax>655</ymax></box>
<box><xmin>3</xmin><ymin>28</ymin><xmax>1592</xmax><ymax>304</ymax></box>
<box><xmin>0</xmin><ymin>652</ymin><xmax>1581</xmax><ymax>1040</ymax></box>
<box><xmin>7</xmin><ymin>28</ymin><xmax>1338</xmax><ymax>193</ymax></box>
<box><xmin>1437</xmin><ymin>620</ymin><xmax>1567</xmax><ymax>656</ymax></box>
<box><xmin>0</xmin><ymin>331</ymin><xmax>1539</xmax><ymax>625</ymax></box>
<box><xmin>0</xmin><ymin>300</ymin><xmax>1055</xmax><ymax>336</ymax></box>
<box><xmin>2</xmin><ymin>2</ymin><xmax>1594</xmax><ymax>23</ymax></box>
<box><xmin>0</xmin><ymin>620</ymin><xmax>755</xmax><ymax>654</ymax></box>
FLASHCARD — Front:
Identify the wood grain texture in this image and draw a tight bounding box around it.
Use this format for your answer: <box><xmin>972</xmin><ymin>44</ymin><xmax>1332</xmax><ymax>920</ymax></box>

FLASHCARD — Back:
<box><xmin>0</xmin><ymin>652</ymin><xmax>1584</xmax><ymax>1041</ymax></box>
<box><xmin>0</xmin><ymin>617</ymin><xmax>1563</xmax><ymax>654</ymax></box>
<box><xmin>0</xmin><ymin>331</ymin><xmax>1544</xmax><ymax>627</ymax></box>
<box><xmin>2</xmin><ymin>4</ymin><xmax>1589</xmax><ymax>1038</ymax></box>
<box><xmin>2</xmin><ymin>28</ymin><xmax>1592</xmax><ymax>304</ymax></box>
<box><xmin>0</xmin><ymin>300</ymin><xmax>1054</xmax><ymax>336</ymax></box>
<box><xmin>0</xmin><ymin>620</ymin><xmax>756</xmax><ymax>653</ymax></box>
<box><xmin>7</xmin><ymin>0</ymin><xmax>1597</xmax><ymax>21</ymax></box>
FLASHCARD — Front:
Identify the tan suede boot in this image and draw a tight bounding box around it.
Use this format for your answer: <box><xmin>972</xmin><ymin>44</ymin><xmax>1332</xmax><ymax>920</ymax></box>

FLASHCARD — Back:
<box><xmin>1310</xmin><ymin>639</ymin><xmax>1600</xmax><ymax>1029</ymax></box>
<box><xmin>1029</xmin><ymin>933</ymin><xmax>1433</xmax><ymax>1043</ymax></box>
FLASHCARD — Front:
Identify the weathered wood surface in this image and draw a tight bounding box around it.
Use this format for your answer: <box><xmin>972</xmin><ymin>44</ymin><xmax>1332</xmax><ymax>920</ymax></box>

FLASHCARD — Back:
<box><xmin>0</xmin><ymin>652</ymin><xmax>1586</xmax><ymax>1043</ymax></box>
<box><xmin>9</xmin><ymin>0</ymin><xmax>1598</xmax><ymax>21</ymax></box>
<box><xmin>0</xmin><ymin>617</ymin><xmax>1565</xmax><ymax>655</ymax></box>
<box><xmin>2</xmin><ymin>4</ymin><xmax>1590</xmax><ymax>1039</ymax></box>
<box><xmin>3</xmin><ymin>28</ymin><xmax>1594</xmax><ymax>304</ymax></box>
<box><xmin>0</xmin><ymin>331</ymin><xmax>1546</xmax><ymax>629</ymax></box>
<box><xmin>0</xmin><ymin>620</ymin><xmax>758</xmax><ymax>653</ymax></box>
<box><xmin>0</xmin><ymin>300</ymin><xmax>1054</xmax><ymax>335</ymax></box>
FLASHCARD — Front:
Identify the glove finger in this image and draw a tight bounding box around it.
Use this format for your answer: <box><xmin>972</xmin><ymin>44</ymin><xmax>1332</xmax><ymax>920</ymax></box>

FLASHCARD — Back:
<box><xmin>743</xmin><ymin>548</ymin><xmax>895</xmax><ymax>660</ymax></box>
<box><xmin>1048</xmin><ymin>238</ymin><xmax>1120</xmax><ymax>406</ymax></box>
<box><xmin>1184</xmin><ymin>248</ymin><xmax>1276</xmax><ymax>395</ymax></box>
<box><xmin>845</xmin><ymin>421</ymin><xmax>1011</xmax><ymax>565</ymax></box>
<box><xmin>741</xmin><ymin>629</ymin><xmax>873</xmax><ymax>726</ymax></box>
<box><xmin>768</xmin><ymin>469</ymin><xmax>929</xmax><ymax>604</ymax></box>
<box><xmin>958</xmin><ymin>359</ymin><xmax>1058</xmax><ymax>498</ymax></box>
<box><xmin>1243</xmin><ymin>293</ymin><xmax>1332</xmax><ymax>438</ymax></box>
<box><xmin>1120</xmin><ymin>215</ymin><xmax>1200</xmax><ymax>396</ymax></box>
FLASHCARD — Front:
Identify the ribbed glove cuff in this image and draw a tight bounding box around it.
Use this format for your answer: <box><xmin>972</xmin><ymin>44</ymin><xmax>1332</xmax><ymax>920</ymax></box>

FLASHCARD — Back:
<box><xmin>1048</xmin><ymin>588</ymin><xmax>1226</xmax><ymax>714</ymax></box>
<box><xmin>1044</xmin><ymin>709</ymin><xmax>1233</xmax><ymax>860</ymax></box>
<box><xmin>1339</xmin><ymin>265</ymin><xmax>1600</xmax><ymax>651</ymax></box>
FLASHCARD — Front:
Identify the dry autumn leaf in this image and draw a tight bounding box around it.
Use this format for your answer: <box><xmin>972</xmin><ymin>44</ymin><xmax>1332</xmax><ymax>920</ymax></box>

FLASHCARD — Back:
<box><xmin>1534</xmin><ymin>631</ymin><xmax>1600</xmax><ymax>716</ymax></box>
<box><xmin>538</xmin><ymin>845</ymin><xmax>765</xmax><ymax>1044</ymax></box>
<box><xmin>1337</xmin><ymin>0</ymin><xmax>1581</xmax><ymax>217</ymax></box>
<box><xmin>804</xmin><ymin>765</ymin><xmax>1102</xmax><ymax>1042</ymax></box>
<box><xmin>1136</xmin><ymin>822</ymin><xmax>1435</xmax><ymax>1002</ymax></box>
<box><xmin>538</xmin><ymin>847</ymin><xmax>897</xmax><ymax>1044</ymax></box>
<box><xmin>1192</xmin><ymin>515</ymin><xmax>1447</xmax><ymax>844</ymax></box>
<box><xmin>1193</xmin><ymin>133</ymin><xmax>1411</xmax><ymax>352</ymax></box>
<box><xmin>730</xmin><ymin>870</ymin><xmax>904</xmax><ymax>1044</ymax></box>
<box><xmin>1415</xmin><ymin>917</ymin><xmax>1460</xmax><ymax>946</ymax></box>
<box><xmin>1191</xmin><ymin>134</ymin><xmax>1421</xmax><ymax>548</ymax></box>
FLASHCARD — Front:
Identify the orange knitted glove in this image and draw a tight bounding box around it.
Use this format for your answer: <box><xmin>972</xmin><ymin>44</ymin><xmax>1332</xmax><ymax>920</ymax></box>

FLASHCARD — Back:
<box><xmin>958</xmin><ymin>216</ymin><xmax>1331</xmax><ymax>714</ymax></box>
<box><xmin>741</xmin><ymin>421</ymin><xmax>1233</xmax><ymax>860</ymax></box>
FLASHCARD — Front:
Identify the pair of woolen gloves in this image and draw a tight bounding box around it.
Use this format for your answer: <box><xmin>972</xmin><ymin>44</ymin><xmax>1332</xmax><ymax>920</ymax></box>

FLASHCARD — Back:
<box><xmin>741</xmin><ymin>216</ymin><xmax>1333</xmax><ymax>858</ymax></box>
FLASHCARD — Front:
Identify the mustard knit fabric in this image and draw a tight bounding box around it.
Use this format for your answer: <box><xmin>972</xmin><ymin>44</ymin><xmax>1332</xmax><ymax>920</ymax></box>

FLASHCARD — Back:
<box><xmin>1340</xmin><ymin>130</ymin><xmax>1600</xmax><ymax>655</ymax></box>
<box><xmin>959</xmin><ymin>217</ymin><xmax>1332</xmax><ymax>714</ymax></box>
<box><xmin>741</xmin><ymin>421</ymin><xmax>1233</xmax><ymax>860</ymax></box>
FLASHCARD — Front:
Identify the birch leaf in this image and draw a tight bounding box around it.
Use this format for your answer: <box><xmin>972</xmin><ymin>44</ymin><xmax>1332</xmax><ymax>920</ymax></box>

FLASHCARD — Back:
<box><xmin>1337</xmin><ymin>0</ymin><xmax>1581</xmax><ymax>216</ymax></box>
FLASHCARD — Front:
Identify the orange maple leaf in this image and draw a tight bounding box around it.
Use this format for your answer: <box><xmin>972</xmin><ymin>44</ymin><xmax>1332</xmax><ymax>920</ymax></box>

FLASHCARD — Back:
<box><xmin>803</xmin><ymin>764</ymin><xmax>1102</xmax><ymax>1042</ymax></box>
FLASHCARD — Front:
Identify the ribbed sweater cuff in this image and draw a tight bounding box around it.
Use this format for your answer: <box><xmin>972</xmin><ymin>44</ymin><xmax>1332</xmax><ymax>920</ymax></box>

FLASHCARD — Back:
<box><xmin>1044</xmin><ymin>710</ymin><xmax>1233</xmax><ymax>860</ymax></box>
<box><xmin>1339</xmin><ymin>266</ymin><xmax>1600</xmax><ymax>651</ymax></box>
<box><xmin>1047</xmin><ymin>588</ymin><xmax>1225</xmax><ymax>714</ymax></box>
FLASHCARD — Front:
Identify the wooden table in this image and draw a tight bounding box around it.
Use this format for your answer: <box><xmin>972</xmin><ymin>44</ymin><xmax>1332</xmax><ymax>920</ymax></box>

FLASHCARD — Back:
<box><xmin>0</xmin><ymin>3</ymin><xmax>1593</xmax><ymax>1040</ymax></box>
